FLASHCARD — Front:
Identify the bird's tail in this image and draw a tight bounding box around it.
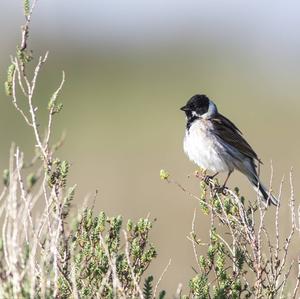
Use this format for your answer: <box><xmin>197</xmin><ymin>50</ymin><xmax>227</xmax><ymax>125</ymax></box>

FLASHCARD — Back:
<box><xmin>248</xmin><ymin>175</ymin><xmax>278</xmax><ymax>206</ymax></box>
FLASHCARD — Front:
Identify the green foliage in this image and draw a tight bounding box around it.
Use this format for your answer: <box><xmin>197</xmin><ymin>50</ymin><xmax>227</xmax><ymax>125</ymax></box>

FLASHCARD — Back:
<box><xmin>0</xmin><ymin>194</ymin><xmax>163</xmax><ymax>298</ymax></box>
<box><xmin>16</xmin><ymin>46</ymin><xmax>33</xmax><ymax>64</ymax></box>
<box><xmin>56</xmin><ymin>210</ymin><xmax>160</xmax><ymax>298</ymax></box>
<box><xmin>6</xmin><ymin>64</ymin><xmax>15</xmax><ymax>82</ymax></box>
<box><xmin>2</xmin><ymin>169</ymin><xmax>9</xmax><ymax>187</ymax></box>
<box><xmin>187</xmin><ymin>198</ymin><xmax>252</xmax><ymax>298</ymax></box>
<box><xmin>62</xmin><ymin>185</ymin><xmax>76</xmax><ymax>219</ymax></box>
<box><xmin>158</xmin><ymin>290</ymin><xmax>166</xmax><ymax>299</ymax></box>
<box><xmin>159</xmin><ymin>169</ymin><xmax>169</xmax><ymax>180</ymax></box>
<box><xmin>23</xmin><ymin>0</ymin><xmax>30</xmax><ymax>16</ymax></box>
<box><xmin>143</xmin><ymin>276</ymin><xmax>153</xmax><ymax>299</ymax></box>
<box><xmin>188</xmin><ymin>244</ymin><xmax>250</xmax><ymax>298</ymax></box>
<box><xmin>26</xmin><ymin>172</ymin><xmax>37</xmax><ymax>189</ymax></box>
<box><xmin>48</xmin><ymin>93</ymin><xmax>63</xmax><ymax>114</ymax></box>
<box><xmin>47</xmin><ymin>159</ymin><xmax>70</xmax><ymax>189</ymax></box>
<box><xmin>4</xmin><ymin>64</ymin><xmax>15</xmax><ymax>96</ymax></box>
<box><xmin>189</xmin><ymin>274</ymin><xmax>209</xmax><ymax>299</ymax></box>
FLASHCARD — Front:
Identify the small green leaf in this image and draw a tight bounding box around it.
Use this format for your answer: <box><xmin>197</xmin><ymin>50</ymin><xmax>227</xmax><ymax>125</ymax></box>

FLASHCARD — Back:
<box><xmin>3</xmin><ymin>169</ymin><xmax>9</xmax><ymax>187</ymax></box>
<box><xmin>143</xmin><ymin>276</ymin><xmax>153</xmax><ymax>299</ymax></box>
<box><xmin>158</xmin><ymin>290</ymin><xmax>166</xmax><ymax>299</ymax></box>
<box><xmin>27</xmin><ymin>173</ymin><xmax>37</xmax><ymax>189</ymax></box>
<box><xmin>24</xmin><ymin>0</ymin><xmax>30</xmax><ymax>16</ymax></box>
<box><xmin>48</xmin><ymin>95</ymin><xmax>56</xmax><ymax>110</ymax></box>
<box><xmin>7</xmin><ymin>64</ymin><xmax>15</xmax><ymax>82</ymax></box>
<box><xmin>4</xmin><ymin>81</ymin><xmax>13</xmax><ymax>96</ymax></box>
<box><xmin>160</xmin><ymin>169</ymin><xmax>169</xmax><ymax>180</ymax></box>
<box><xmin>127</xmin><ymin>219</ymin><xmax>133</xmax><ymax>232</ymax></box>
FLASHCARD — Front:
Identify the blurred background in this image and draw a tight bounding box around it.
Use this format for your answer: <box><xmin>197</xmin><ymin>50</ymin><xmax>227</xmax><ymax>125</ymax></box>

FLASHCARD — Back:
<box><xmin>0</xmin><ymin>0</ymin><xmax>300</xmax><ymax>294</ymax></box>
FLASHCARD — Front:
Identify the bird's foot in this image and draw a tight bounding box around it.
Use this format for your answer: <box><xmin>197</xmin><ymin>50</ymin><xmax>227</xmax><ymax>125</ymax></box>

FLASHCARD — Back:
<box><xmin>204</xmin><ymin>173</ymin><xmax>219</xmax><ymax>185</ymax></box>
<box><xmin>214</xmin><ymin>185</ymin><xmax>229</xmax><ymax>196</ymax></box>
<box><xmin>204</xmin><ymin>175</ymin><xmax>213</xmax><ymax>185</ymax></box>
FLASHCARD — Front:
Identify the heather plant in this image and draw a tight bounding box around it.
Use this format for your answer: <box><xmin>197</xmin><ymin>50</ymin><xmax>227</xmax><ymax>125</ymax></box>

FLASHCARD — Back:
<box><xmin>1</xmin><ymin>1</ymin><xmax>165</xmax><ymax>298</ymax></box>
<box><xmin>161</xmin><ymin>169</ymin><xmax>300</xmax><ymax>298</ymax></box>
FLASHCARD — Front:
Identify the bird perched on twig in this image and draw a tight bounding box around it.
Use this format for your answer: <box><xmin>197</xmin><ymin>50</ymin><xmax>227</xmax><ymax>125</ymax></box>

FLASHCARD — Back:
<box><xmin>180</xmin><ymin>94</ymin><xmax>278</xmax><ymax>206</ymax></box>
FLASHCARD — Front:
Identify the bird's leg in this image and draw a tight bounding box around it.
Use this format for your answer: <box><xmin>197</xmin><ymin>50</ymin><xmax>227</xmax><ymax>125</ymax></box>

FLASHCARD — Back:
<box><xmin>204</xmin><ymin>172</ymin><xmax>219</xmax><ymax>184</ymax></box>
<box><xmin>222</xmin><ymin>170</ymin><xmax>233</xmax><ymax>189</ymax></box>
<box><xmin>215</xmin><ymin>170</ymin><xmax>233</xmax><ymax>194</ymax></box>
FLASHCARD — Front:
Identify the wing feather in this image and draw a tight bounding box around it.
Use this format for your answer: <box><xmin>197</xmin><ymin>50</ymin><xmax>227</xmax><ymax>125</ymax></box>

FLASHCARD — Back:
<box><xmin>211</xmin><ymin>113</ymin><xmax>261</xmax><ymax>163</ymax></box>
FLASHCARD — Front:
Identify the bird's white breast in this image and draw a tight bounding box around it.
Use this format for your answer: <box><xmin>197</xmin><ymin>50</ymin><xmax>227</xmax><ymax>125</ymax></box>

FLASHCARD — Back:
<box><xmin>183</xmin><ymin>119</ymin><xmax>230</xmax><ymax>173</ymax></box>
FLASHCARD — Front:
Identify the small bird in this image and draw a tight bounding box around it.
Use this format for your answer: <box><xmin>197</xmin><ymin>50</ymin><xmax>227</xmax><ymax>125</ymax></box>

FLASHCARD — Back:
<box><xmin>180</xmin><ymin>94</ymin><xmax>278</xmax><ymax>206</ymax></box>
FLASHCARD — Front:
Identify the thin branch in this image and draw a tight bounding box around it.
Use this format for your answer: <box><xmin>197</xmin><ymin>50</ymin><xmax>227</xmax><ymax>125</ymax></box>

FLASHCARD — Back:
<box><xmin>45</xmin><ymin>71</ymin><xmax>65</xmax><ymax>147</ymax></box>
<box><xmin>152</xmin><ymin>259</ymin><xmax>171</xmax><ymax>299</ymax></box>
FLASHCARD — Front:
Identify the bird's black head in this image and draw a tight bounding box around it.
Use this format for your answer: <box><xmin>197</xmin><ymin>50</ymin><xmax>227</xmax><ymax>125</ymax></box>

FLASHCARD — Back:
<box><xmin>180</xmin><ymin>94</ymin><xmax>210</xmax><ymax>116</ymax></box>
<box><xmin>180</xmin><ymin>94</ymin><xmax>217</xmax><ymax>129</ymax></box>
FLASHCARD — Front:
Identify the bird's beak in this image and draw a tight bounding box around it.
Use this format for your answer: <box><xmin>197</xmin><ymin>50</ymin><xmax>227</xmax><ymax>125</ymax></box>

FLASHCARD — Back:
<box><xmin>180</xmin><ymin>106</ymin><xmax>189</xmax><ymax>112</ymax></box>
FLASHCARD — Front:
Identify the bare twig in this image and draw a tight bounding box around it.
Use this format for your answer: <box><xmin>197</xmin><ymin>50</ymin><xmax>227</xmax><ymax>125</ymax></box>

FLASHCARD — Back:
<box><xmin>152</xmin><ymin>259</ymin><xmax>171</xmax><ymax>299</ymax></box>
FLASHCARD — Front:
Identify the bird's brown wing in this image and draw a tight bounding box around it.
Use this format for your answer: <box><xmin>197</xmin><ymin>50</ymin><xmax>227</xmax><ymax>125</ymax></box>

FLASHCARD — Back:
<box><xmin>211</xmin><ymin>113</ymin><xmax>261</xmax><ymax>163</ymax></box>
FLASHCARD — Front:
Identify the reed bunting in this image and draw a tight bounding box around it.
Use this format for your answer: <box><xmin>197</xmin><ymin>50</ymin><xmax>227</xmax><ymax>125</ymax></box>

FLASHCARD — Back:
<box><xmin>180</xmin><ymin>94</ymin><xmax>278</xmax><ymax>206</ymax></box>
